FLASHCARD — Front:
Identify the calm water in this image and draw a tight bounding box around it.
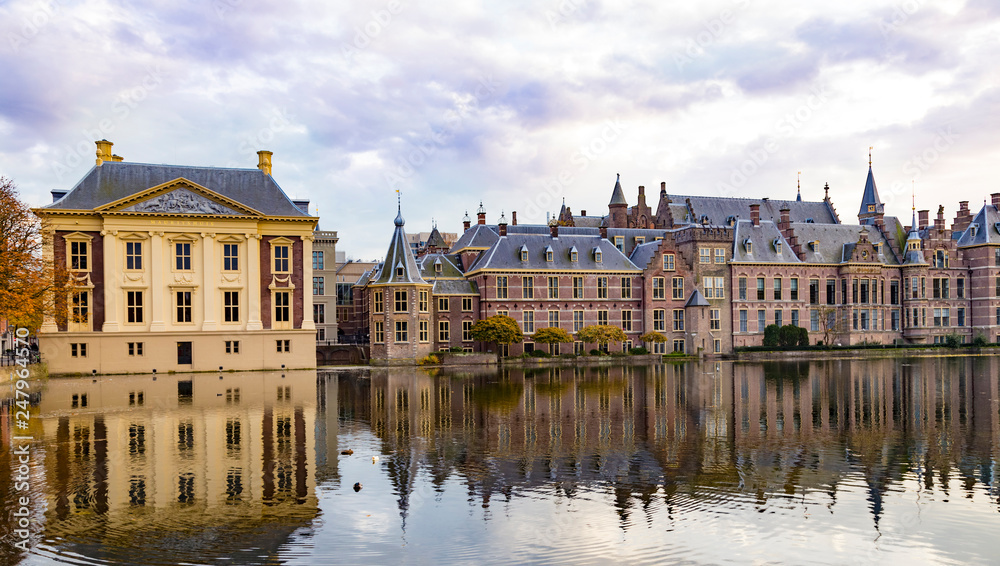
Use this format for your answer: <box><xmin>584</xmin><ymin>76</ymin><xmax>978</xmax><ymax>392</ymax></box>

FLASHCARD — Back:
<box><xmin>1</xmin><ymin>357</ymin><xmax>998</xmax><ymax>565</ymax></box>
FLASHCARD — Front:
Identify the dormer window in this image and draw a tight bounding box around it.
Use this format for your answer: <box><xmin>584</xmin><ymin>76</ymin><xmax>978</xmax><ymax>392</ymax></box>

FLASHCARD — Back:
<box><xmin>434</xmin><ymin>258</ymin><xmax>443</xmax><ymax>273</ymax></box>
<box><xmin>395</xmin><ymin>261</ymin><xmax>404</xmax><ymax>278</ymax></box>
<box><xmin>809</xmin><ymin>240</ymin><xmax>819</xmax><ymax>251</ymax></box>
<box><xmin>805</xmin><ymin>218</ymin><xmax>815</xmax><ymax>223</ymax></box>
<box><xmin>593</xmin><ymin>248</ymin><xmax>602</xmax><ymax>262</ymax></box>
<box><xmin>545</xmin><ymin>246</ymin><xmax>553</xmax><ymax>262</ymax></box>
<box><xmin>868</xmin><ymin>205</ymin><xmax>875</xmax><ymax>212</ymax></box>
<box><xmin>519</xmin><ymin>245</ymin><xmax>529</xmax><ymax>262</ymax></box>
<box><xmin>971</xmin><ymin>224</ymin><xmax>979</xmax><ymax>236</ymax></box>
<box><xmin>634</xmin><ymin>237</ymin><xmax>644</xmax><ymax>245</ymax></box>
<box><xmin>994</xmin><ymin>222</ymin><xmax>1000</xmax><ymax>234</ymax></box>
<box><xmin>876</xmin><ymin>243</ymin><xmax>883</xmax><ymax>255</ymax></box>
<box><xmin>773</xmin><ymin>238</ymin><xmax>782</xmax><ymax>254</ymax></box>
<box><xmin>726</xmin><ymin>215</ymin><xmax>736</xmax><ymax>227</ymax></box>
<box><xmin>570</xmin><ymin>246</ymin><xmax>578</xmax><ymax>262</ymax></box>
<box><xmin>744</xmin><ymin>239</ymin><xmax>753</xmax><ymax>254</ymax></box>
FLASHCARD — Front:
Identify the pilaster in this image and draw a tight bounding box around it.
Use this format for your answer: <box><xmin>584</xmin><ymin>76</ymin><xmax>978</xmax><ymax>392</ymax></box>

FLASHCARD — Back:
<box><xmin>301</xmin><ymin>234</ymin><xmax>315</xmax><ymax>331</ymax></box>
<box><xmin>201</xmin><ymin>232</ymin><xmax>217</xmax><ymax>331</ymax></box>
<box><xmin>101</xmin><ymin>229</ymin><xmax>121</xmax><ymax>332</ymax></box>
<box><xmin>149</xmin><ymin>231</ymin><xmax>166</xmax><ymax>331</ymax></box>
<box><xmin>247</xmin><ymin>233</ymin><xmax>263</xmax><ymax>331</ymax></box>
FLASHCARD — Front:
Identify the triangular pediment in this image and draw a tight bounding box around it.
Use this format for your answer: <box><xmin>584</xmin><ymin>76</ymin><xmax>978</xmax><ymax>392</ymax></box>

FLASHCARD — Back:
<box><xmin>96</xmin><ymin>178</ymin><xmax>263</xmax><ymax>217</ymax></box>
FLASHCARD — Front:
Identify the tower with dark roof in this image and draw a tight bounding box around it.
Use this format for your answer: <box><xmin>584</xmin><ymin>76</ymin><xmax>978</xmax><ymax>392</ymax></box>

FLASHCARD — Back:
<box><xmin>608</xmin><ymin>174</ymin><xmax>629</xmax><ymax>228</ymax></box>
<box><xmin>368</xmin><ymin>199</ymin><xmax>433</xmax><ymax>363</ymax></box>
<box><xmin>858</xmin><ymin>153</ymin><xmax>885</xmax><ymax>228</ymax></box>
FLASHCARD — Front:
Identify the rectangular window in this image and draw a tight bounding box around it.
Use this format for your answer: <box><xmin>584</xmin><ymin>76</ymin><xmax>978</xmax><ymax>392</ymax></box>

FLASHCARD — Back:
<box><xmin>890</xmin><ymin>280</ymin><xmax>899</xmax><ymax>305</ymax></box>
<box><xmin>597</xmin><ymin>277</ymin><xmax>608</xmax><ymax>299</ymax></box>
<box><xmin>373</xmin><ymin>291</ymin><xmax>384</xmax><ymax>313</ymax></box>
<box><xmin>71</xmin><ymin>343</ymin><xmax>88</xmax><ymax>357</ymax></box>
<box><xmin>420</xmin><ymin>291</ymin><xmax>429</xmax><ymax>313</ymax></box>
<box><xmin>774</xmin><ymin>309</ymin><xmax>783</xmax><ymax>328</ymax></box>
<box><xmin>621</xmin><ymin>310</ymin><xmax>632</xmax><ymax>331</ymax></box>
<box><xmin>126</xmin><ymin>241</ymin><xmax>142</xmax><ymax>270</ymax></box>
<box><xmin>176</xmin><ymin>291</ymin><xmax>192</xmax><ymax>323</ymax></box>
<box><xmin>810</xmin><ymin>310</ymin><xmax>819</xmax><ymax>331</ymax></box>
<box><xmin>853</xmin><ymin>309</ymin><xmax>859</xmax><ymax>330</ymax></box>
<box><xmin>524</xmin><ymin>311</ymin><xmax>535</xmax><ymax>333</ymax></box>
<box><xmin>438</xmin><ymin>321</ymin><xmax>449</xmax><ymax>342</ymax></box>
<box><xmin>739</xmin><ymin>277</ymin><xmax>747</xmax><ymax>301</ymax></box>
<box><xmin>70</xmin><ymin>241</ymin><xmax>89</xmax><ymax>270</ymax></box>
<box><xmin>463</xmin><ymin>320</ymin><xmax>474</xmax><ymax>341</ymax></box>
<box><xmin>939</xmin><ymin>278</ymin><xmax>949</xmax><ymax>299</ymax></box>
<box><xmin>523</xmin><ymin>277</ymin><xmax>534</xmax><ymax>299</ymax></box>
<box><xmin>313</xmin><ymin>276</ymin><xmax>324</xmax><ymax>296</ymax></box>
<box><xmin>273</xmin><ymin>245</ymin><xmax>289</xmax><ymax>273</ymax></box>
<box><xmin>791</xmin><ymin>309</ymin><xmax>799</xmax><ymax>327</ymax></box>
<box><xmin>958</xmin><ymin>307</ymin><xmax>966</xmax><ymax>327</ymax></box>
<box><xmin>374</xmin><ymin>321</ymin><xmax>384</xmax><ymax>343</ymax></box>
<box><xmin>274</xmin><ymin>291</ymin><xmax>290</xmax><ymax>322</ymax></box>
<box><xmin>573</xmin><ymin>310</ymin><xmax>584</xmax><ymax>332</ymax></box>
<box><xmin>891</xmin><ymin>310</ymin><xmax>900</xmax><ymax>331</ymax></box>
<box><xmin>652</xmin><ymin>342</ymin><xmax>665</xmax><ymax>354</ymax></box>
<box><xmin>224</xmin><ymin>244</ymin><xmax>239</xmax><ymax>271</ymax></box>
<box><xmin>312</xmin><ymin>250</ymin><xmax>324</xmax><ymax>270</ymax></box>
<box><xmin>715</xmin><ymin>248</ymin><xmax>725</xmax><ymax>263</ymax></box>
<box><xmin>497</xmin><ymin>276</ymin><xmax>508</xmax><ymax>299</ymax></box>
<box><xmin>663</xmin><ymin>253</ymin><xmax>675</xmax><ymax>271</ymax></box>
<box><xmin>673</xmin><ymin>339</ymin><xmax>685</xmax><ymax>353</ymax></box>
<box><xmin>790</xmin><ymin>278</ymin><xmax>799</xmax><ymax>301</ymax></box>
<box><xmin>714</xmin><ymin>339</ymin><xmax>721</xmax><ymax>353</ymax></box>
<box><xmin>597</xmin><ymin>310</ymin><xmax>608</xmax><ymax>325</ymax></box>
<box><xmin>395</xmin><ymin>321</ymin><xmax>408</xmax><ymax>342</ymax></box>
<box><xmin>653</xmin><ymin>277</ymin><xmax>665</xmax><ymax>299</ymax></box>
<box><xmin>436</xmin><ymin>296</ymin><xmax>447</xmax><ymax>312</ymax></box>
<box><xmin>71</xmin><ymin>291</ymin><xmax>90</xmax><ymax>324</ymax></box>
<box><xmin>710</xmin><ymin>308</ymin><xmax>721</xmax><ymax>330</ymax></box>
<box><xmin>757</xmin><ymin>277</ymin><xmax>766</xmax><ymax>300</ymax></box>
<box><xmin>860</xmin><ymin>279</ymin><xmax>870</xmax><ymax>304</ymax></box>
<box><xmin>957</xmin><ymin>278</ymin><xmax>965</xmax><ymax>299</ymax></box>
<box><xmin>739</xmin><ymin>310</ymin><xmax>748</xmax><ymax>333</ymax></box>
<box><xmin>852</xmin><ymin>279</ymin><xmax>859</xmax><ymax>304</ymax></box>
<box><xmin>809</xmin><ymin>279</ymin><xmax>819</xmax><ymax>305</ymax></box>
<box><xmin>394</xmin><ymin>290</ymin><xmax>408</xmax><ymax>312</ymax></box>
<box><xmin>827</xmin><ymin>279</ymin><xmax>836</xmax><ymax>305</ymax></box>
<box><xmin>758</xmin><ymin>310</ymin><xmax>766</xmax><ymax>332</ymax></box>
<box><xmin>672</xmin><ymin>277</ymin><xmax>684</xmax><ymax>300</ymax></box>
<box><xmin>225</xmin><ymin>340</ymin><xmax>240</xmax><ymax>354</ymax></box>
<box><xmin>549</xmin><ymin>310</ymin><xmax>559</xmax><ymax>328</ymax></box>
<box><xmin>653</xmin><ymin>309</ymin><xmax>665</xmax><ymax>331</ymax></box>
<box><xmin>128</xmin><ymin>342</ymin><xmax>143</xmax><ymax>356</ymax></box>
<box><xmin>621</xmin><ymin>277</ymin><xmax>632</xmax><ymax>299</ymax></box>
<box><xmin>462</xmin><ymin>297</ymin><xmax>473</xmax><ymax>311</ymax></box>
<box><xmin>276</xmin><ymin>339</ymin><xmax>290</xmax><ymax>353</ymax></box>
<box><xmin>127</xmin><ymin>291</ymin><xmax>144</xmax><ymax>324</ymax></box>
<box><xmin>614</xmin><ymin>236</ymin><xmax>624</xmax><ymax>251</ymax></box>
<box><xmin>774</xmin><ymin>277</ymin><xmax>782</xmax><ymax>300</ymax></box>
<box><xmin>573</xmin><ymin>277</ymin><xmax>584</xmax><ymax>299</ymax></box>
<box><xmin>699</xmin><ymin>248</ymin><xmax>710</xmax><ymax>263</ymax></box>
<box><xmin>548</xmin><ymin>277</ymin><xmax>559</xmax><ymax>299</ymax></box>
<box><xmin>175</xmin><ymin>242</ymin><xmax>192</xmax><ymax>271</ymax></box>
<box><xmin>672</xmin><ymin>309</ymin><xmax>685</xmax><ymax>331</ymax></box>
<box><xmin>312</xmin><ymin>302</ymin><xmax>324</xmax><ymax>324</ymax></box>
<box><xmin>921</xmin><ymin>277</ymin><xmax>926</xmax><ymax>299</ymax></box>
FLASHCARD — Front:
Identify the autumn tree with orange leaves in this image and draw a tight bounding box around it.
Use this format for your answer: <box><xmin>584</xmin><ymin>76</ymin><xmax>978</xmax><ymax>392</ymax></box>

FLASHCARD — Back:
<box><xmin>0</xmin><ymin>177</ymin><xmax>61</xmax><ymax>330</ymax></box>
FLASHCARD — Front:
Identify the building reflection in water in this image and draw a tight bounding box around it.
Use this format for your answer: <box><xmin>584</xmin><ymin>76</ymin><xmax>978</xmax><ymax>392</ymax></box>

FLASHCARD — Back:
<box><xmin>26</xmin><ymin>370</ymin><xmax>320</xmax><ymax>565</ymax></box>
<box><xmin>346</xmin><ymin>358</ymin><xmax>999</xmax><ymax>530</ymax></box>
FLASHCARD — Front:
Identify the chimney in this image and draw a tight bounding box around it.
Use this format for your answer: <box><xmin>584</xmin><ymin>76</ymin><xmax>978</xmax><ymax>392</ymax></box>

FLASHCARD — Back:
<box><xmin>477</xmin><ymin>202</ymin><xmax>486</xmax><ymax>225</ymax></box>
<box><xmin>257</xmin><ymin>150</ymin><xmax>273</xmax><ymax>175</ymax></box>
<box><xmin>95</xmin><ymin>139</ymin><xmax>113</xmax><ymax>166</ymax></box>
<box><xmin>934</xmin><ymin>206</ymin><xmax>945</xmax><ymax>230</ymax></box>
<box><xmin>600</xmin><ymin>226</ymin><xmax>608</xmax><ymax>239</ymax></box>
<box><xmin>750</xmin><ymin>204</ymin><xmax>760</xmax><ymax>226</ymax></box>
<box><xmin>498</xmin><ymin>212</ymin><xmax>508</xmax><ymax>236</ymax></box>
<box><xmin>292</xmin><ymin>199</ymin><xmax>310</xmax><ymax>214</ymax></box>
<box><xmin>463</xmin><ymin>211</ymin><xmax>471</xmax><ymax>231</ymax></box>
<box><xmin>110</xmin><ymin>154</ymin><xmax>124</xmax><ymax>162</ymax></box>
<box><xmin>952</xmin><ymin>201</ymin><xmax>972</xmax><ymax>232</ymax></box>
<box><xmin>580</xmin><ymin>210</ymin><xmax>586</xmax><ymax>216</ymax></box>
<box><xmin>550</xmin><ymin>222</ymin><xmax>559</xmax><ymax>238</ymax></box>
<box><xmin>660</xmin><ymin>181</ymin><xmax>666</xmax><ymax>194</ymax></box>
<box><xmin>779</xmin><ymin>207</ymin><xmax>790</xmax><ymax>229</ymax></box>
<box><xmin>511</xmin><ymin>211</ymin><xmax>517</xmax><ymax>225</ymax></box>
<box><xmin>992</xmin><ymin>193</ymin><xmax>1000</xmax><ymax>208</ymax></box>
<box><xmin>918</xmin><ymin>209</ymin><xmax>929</xmax><ymax>229</ymax></box>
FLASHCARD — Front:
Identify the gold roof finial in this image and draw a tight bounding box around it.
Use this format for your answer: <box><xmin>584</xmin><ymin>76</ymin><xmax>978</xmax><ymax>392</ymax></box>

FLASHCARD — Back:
<box><xmin>869</xmin><ymin>146</ymin><xmax>873</xmax><ymax>167</ymax></box>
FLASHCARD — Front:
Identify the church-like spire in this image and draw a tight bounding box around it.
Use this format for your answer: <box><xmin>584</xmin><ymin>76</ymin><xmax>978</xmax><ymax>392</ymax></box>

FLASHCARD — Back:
<box><xmin>609</xmin><ymin>173</ymin><xmax>627</xmax><ymax>206</ymax></box>
<box><xmin>859</xmin><ymin>149</ymin><xmax>884</xmax><ymax>220</ymax></box>
<box><xmin>796</xmin><ymin>171</ymin><xmax>802</xmax><ymax>201</ymax></box>
<box><xmin>394</xmin><ymin>190</ymin><xmax>404</xmax><ymax>227</ymax></box>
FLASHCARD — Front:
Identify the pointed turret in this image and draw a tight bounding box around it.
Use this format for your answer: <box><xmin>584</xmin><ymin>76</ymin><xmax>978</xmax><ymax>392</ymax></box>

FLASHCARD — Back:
<box><xmin>902</xmin><ymin>206</ymin><xmax>926</xmax><ymax>265</ymax></box>
<box><xmin>373</xmin><ymin>199</ymin><xmax>427</xmax><ymax>285</ymax></box>
<box><xmin>609</xmin><ymin>173</ymin><xmax>627</xmax><ymax>206</ymax></box>
<box><xmin>859</xmin><ymin>150</ymin><xmax>885</xmax><ymax>224</ymax></box>
<box><xmin>608</xmin><ymin>173</ymin><xmax>628</xmax><ymax>228</ymax></box>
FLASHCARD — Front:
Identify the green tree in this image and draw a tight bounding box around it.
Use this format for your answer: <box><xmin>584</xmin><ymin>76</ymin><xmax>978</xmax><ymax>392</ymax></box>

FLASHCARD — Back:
<box><xmin>532</xmin><ymin>326</ymin><xmax>574</xmax><ymax>355</ymax></box>
<box><xmin>469</xmin><ymin>315</ymin><xmax>523</xmax><ymax>359</ymax></box>
<box><xmin>763</xmin><ymin>324</ymin><xmax>780</xmax><ymax>348</ymax></box>
<box><xmin>576</xmin><ymin>324</ymin><xmax>627</xmax><ymax>351</ymax></box>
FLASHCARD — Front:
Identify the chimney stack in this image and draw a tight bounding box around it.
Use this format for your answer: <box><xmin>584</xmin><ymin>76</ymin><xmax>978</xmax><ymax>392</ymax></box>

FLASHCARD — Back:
<box><xmin>934</xmin><ymin>206</ymin><xmax>945</xmax><ymax>230</ymax></box>
<box><xmin>992</xmin><ymin>193</ymin><xmax>1000</xmax><ymax>208</ymax></box>
<box><xmin>600</xmin><ymin>226</ymin><xmax>608</xmax><ymax>239</ymax></box>
<box><xmin>498</xmin><ymin>212</ymin><xmax>508</xmax><ymax>236</ymax></box>
<box><xmin>750</xmin><ymin>203</ymin><xmax>760</xmax><ymax>226</ymax></box>
<box><xmin>549</xmin><ymin>221</ymin><xmax>559</xmax><ymax>238</ymax></box>
<box><xmin>511</xmin><ymin>211</ymin><xmax>517</xmax><ymax>225</ymax></box>
<box><xmin>95</xmin><ymin>139</ymin><xmax>114</xmax><ymax>166</ymax></box>
<box><xmin>779</xmin><ymin>207</ymin><xmax>790</xmax><ymax>229</ymax></box>
<box><xmin>660</xmin><ymin>181</ymin><xmax>666</xmax><ymax>194</ymax></box>
<box><xmin>918</xmin><ymin>209</ymin><xmax>929</xmax><ymax>229</ymax></box>
<box><xmin>580</xmin><ymin>210</ymin><xmax>586</xmax><ymax>216</ymax></box>
<box><xmin>477</xmin><ymin>202</ymin><xmax>486</xmax><ymax>225</ymax></box>
<box><xmin>462</xmin><ymin>211</ymin><xmax>471</xmax><ymax>231</ymax></box>
<box><xmin>257</xmin><ymin>150</ymin><xmax>273</xmax><ymax>175</ymax></box>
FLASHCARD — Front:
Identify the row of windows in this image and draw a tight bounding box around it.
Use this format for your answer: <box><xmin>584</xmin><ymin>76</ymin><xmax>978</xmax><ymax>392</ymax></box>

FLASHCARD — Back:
<box><xmin>69</xmin><ymin>339</ymin><xmax>295</xmax><ymax>358</ymax></box>
<box><xmin>67</xmin><ymin>240</ymin><xmax>295</xmax><ymax>274</ymax></box>
<box><xmin>493</xmin><ymin>276</ymin><xmax>632</xmax><ymax>300</ymax></box>
<box><xmin>372</xmin><ymin>320</ymin><xmax>477</xmax><ymax>344</ymax></box>
<box><xmin>373</xmin><ymin>291</ymin><xmax>475</xmax><ymax>313</ymax></box>
<box><xmin>68</xmin><ymin>290</ymin><xmax>276</xmax><ymax>326</ymax></box>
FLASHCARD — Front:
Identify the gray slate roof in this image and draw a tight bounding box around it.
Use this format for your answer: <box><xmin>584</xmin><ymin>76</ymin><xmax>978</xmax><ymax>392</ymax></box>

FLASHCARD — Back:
<box><xmin>450</xmin><ymin>224</ymin><xmax>500</xmax><ymax>252</ymax></box>
<box><xmin>629</xmin><ymin>240</ymin><xmax>662</xmax><ymax>270</ymax></box>
<box><xmin>731</xmin><ymin>220</ymin><xmax>802</xmax><ymax>263</ymax></box>
<box><xmin>789</xmin><ymin>223</ymin><xmax>899</xmax><ymax>265</ymax></box>
<box><xmin>606</xmin><ymin>228</ymin><xmax>670</xmax><ymax>255</ymax></box>
<box><xmin>955</xmin><ymin>203</ymin><xmax>1000</xmax><ymax>247</ymax></box>
<box><xmin>670</xmin><ymin>195</ymin><xmax>838</xmax><ymax>227</ymax></box>
<box><xmin>609</xmin><ymin>174</ymin><xmax>628</xmax><ymax>206</ymax></box>
<box><xmin>467</xmin><ymin>234</ymin><xmax>640</xmax><ymax>273</ymax></box>
<box><xmin>685</xmin><ymin>289</ymin><xmax>710</xmax><ymax>307</ymax></box>
<box><xmin>416</xmin><ymin>253</ymin><xmax>466</xmax><ymax>279</ymax></box>
<box><xmin>371</xmin><ymin>210</ymin><xmax>428</xmax><ymax>286</ymax></box>
<box><xmin>432</xmin><ymin>279</ymin><xmax>479</xmax><ymax>295</ymax></box>
<box><xmin>858</xmin><ymin>166</ymin><xmax>884</xmax><ymax>218</ymax></box>
<box><xmin>43</xmin><ymin>161</ymin><xmax>310</xmax><ymax>217</ymax></box>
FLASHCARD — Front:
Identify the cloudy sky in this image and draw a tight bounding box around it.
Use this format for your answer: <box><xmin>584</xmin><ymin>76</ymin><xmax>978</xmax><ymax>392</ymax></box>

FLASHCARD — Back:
<box><xmin>1</xmin><ymin>0</ymin><xmax>998</xmax><ymax>259</ymax></box>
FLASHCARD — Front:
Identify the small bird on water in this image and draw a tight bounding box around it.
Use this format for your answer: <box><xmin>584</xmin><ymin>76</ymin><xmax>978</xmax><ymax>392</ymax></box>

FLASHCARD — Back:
<box><xmin>341</xmin><ymin>449</ymin><xmax>354</xmax><ymax>455</ymax></box>
<box><xmin>353</xmin><ymin>482</ymin><xmax>363</xmax><ymax>492</ymax></box>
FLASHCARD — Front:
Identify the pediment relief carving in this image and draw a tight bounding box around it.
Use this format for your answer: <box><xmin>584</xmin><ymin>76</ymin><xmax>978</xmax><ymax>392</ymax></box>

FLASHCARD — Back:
<box><xmin>123</xmin><ymin>188</ymin><xmax>241</xmax><ymax>215</ymax></box>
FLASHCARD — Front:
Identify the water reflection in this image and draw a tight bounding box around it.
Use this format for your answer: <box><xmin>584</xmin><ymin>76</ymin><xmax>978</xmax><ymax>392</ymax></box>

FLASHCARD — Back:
<box><xmin>3</xmin><ymin>371</ymin><xmax>321</xmax><ymax>566</ymax></box>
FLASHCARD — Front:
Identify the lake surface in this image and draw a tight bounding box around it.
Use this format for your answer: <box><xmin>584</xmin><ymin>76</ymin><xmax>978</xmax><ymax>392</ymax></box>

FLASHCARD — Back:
<box><xmin>1</xmin><ymin>357</ymin><xmax>998</xmax><ymax>564</ymax></box>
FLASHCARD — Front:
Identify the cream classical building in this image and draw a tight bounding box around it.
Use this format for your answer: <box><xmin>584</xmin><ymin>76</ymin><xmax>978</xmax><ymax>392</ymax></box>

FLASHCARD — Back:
<box><xmin>34</xmin><ymin>140</ymin><xmax>319</xmax><ymax>375</ymax></box>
